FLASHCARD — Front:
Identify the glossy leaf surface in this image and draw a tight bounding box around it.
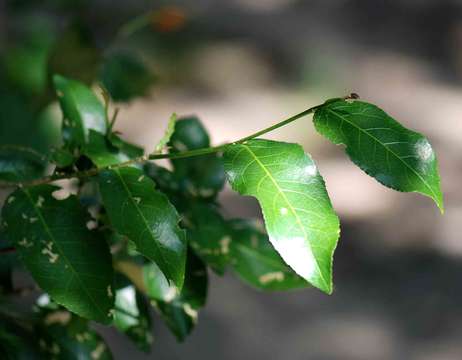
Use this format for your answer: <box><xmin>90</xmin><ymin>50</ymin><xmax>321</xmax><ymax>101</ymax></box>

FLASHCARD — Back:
<box><xmin>99</xmin><ymin>167</ymin><xmax>186</xmax><ymax>289</ymax></box>
<box><xmin>229</xmin><ymin>219</ymin><xmax>309</xmax><ymax>291</ymax></box>
<box><xmin>224</xmin><ymin>139</ymin><xmax>340</xmax><ymax>294</ymax></box>
<box><xmin>313</xmin><ymin>98</ymin><xmax>444</xmax><ymax>211</ymax></box>
<box><xmin>2</xmin><ymin>185</ymin><xmax>114</xmax><ymax>323</ymax></box>
<box><xmin>53</xmin><ymin>75</ymin><xmax>106</xmax><ymax>146</ymax></box>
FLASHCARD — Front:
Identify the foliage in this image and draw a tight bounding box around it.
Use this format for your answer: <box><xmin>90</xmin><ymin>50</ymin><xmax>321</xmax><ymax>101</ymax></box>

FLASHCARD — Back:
<box><xmin>0</xmin><ymin>7</ymin><xmax>444</xmax><ymax>357</ymax></box>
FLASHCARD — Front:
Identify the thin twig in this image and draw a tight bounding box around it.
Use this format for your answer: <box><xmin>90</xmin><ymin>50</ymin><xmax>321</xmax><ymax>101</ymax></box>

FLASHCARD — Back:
<box><xmin>0</xmin><ymin>100</ymin><xmax>336</xmax><ymax>189</ymax></box>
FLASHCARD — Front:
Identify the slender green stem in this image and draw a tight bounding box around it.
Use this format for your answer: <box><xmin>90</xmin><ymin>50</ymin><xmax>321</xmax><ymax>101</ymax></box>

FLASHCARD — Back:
<box><xmin>0</xmin><ymin>103</ymin><xmax>322</xmax><ymax>188</ymax></box>
<box><xmin>148</xmin><ymin>104</ymin><xmax>321</xmax><ymax>161</ymax></box>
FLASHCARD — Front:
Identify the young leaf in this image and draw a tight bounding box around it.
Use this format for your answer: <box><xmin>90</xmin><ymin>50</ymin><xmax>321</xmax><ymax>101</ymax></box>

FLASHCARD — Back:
<box><xmin>2</xmin><ymin>185</ymin><xmax>114</xmax><ymax>323</ymax></box>
<box><xmin>148</xmin><ymin>250</ymin><xmax>208</xmax><ymax>342</ymax></box>
<box><xmin>114</xmin><ymin>280</ymin><xmax>152</xmax><ymax>352</ymax></box>
<box><xmin>155</xmin><ymin>113</ymin><xmax>177</xmax><ymax>152</ymax></box>
<box><xmin>229</xmin><ymin>219</ymin><xmax>309</xmax><ymax>291</ymax></box>
<box><xmin>186</xmin><ymin>203</ymin><xmax>231</xmax><ymax>275</ymax></box>
<box><xmin>98</xmin><ymin>167</ymin><xmax>186</xmax><ymax>289</ymax></box>
<box><xmin>169</xmin><ymin>116</ymin><xmax>225</xmax><ymax>198</ymax></box>
<box><xmin>0</xmin><ymin>146</ymin><xmax>47</xmax><ymax>182</ymax></box>
<box><xmin>53</xmin><ymin>75</ymin><xmax>106</xmax><ymax>146</ymax></box>
<box><xmin>224</xmin><ymin>139</ymin><xmax>340</xmax><ymax>294</ymax></box>
<box><xmin>313</xmin><ymin>98</ymin><xmax>444</xmax><ymax>211</ymax></box>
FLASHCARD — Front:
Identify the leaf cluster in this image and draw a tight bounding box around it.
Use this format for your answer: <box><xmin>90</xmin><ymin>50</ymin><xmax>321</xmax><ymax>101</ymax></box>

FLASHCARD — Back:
<box><xmin>0</xmin><ymin>76</ymin><xmax>443</xmax><ymax>357</ymax></box>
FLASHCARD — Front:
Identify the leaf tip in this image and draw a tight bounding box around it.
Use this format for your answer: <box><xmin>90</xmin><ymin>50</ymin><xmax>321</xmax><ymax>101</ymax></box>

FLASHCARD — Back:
<box><xmin>436</xmin><ymin>197</ymin><xmax>445</xmax><ymax>214</ymax></box>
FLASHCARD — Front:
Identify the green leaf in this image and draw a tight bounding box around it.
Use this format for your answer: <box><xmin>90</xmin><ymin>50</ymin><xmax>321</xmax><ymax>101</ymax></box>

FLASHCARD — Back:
<box><xmin>224</xmin><ymin>139</ymin><xmax>340</xmax><ymax>294</ymax></box>
<box><xmin>143</xmin><ymin>261</ymin><xmax>173</xmax><ymax>302</ymax></box>
<box><xmin>155</xmin><ymin>113</ymin><xmax>177</xmax><ymax>152</ymax></box>
<box><xmin>143</xmin><ymin>163</ymin><xmax>180</xmax><ymax>197</ymax></box>
<box><xmin>49</xmin><ymin>148</ymin><xmax>75</xmax><ymax>168</ymax></box>
<box><xmin>35</xmin><ymin>300</ymin><xmax>112</xmax><ymax>359</ymax></box>
<box><xmin>313</xmin><ymin>98</ymin><xmax>444</xmax><ymax>211</ymax></box>
<box><xmin>109</xmin><ymin>134</ymin><xmax>144</xmax><ymax>159</ymax></box>
<box><xmin>84</xmin><ymin>131</ymin><xmax>131</xmax><ymax>168</ymax></box>
<box><xmin>99</xmin><ymin>53</ymin><xmax>155</xmax><ymax>102</ymax></box>
<box><xmin>98</xmin><ymin>167</ymin><xmax>186</xmax><ymax>289</ymax></box>
<box><xmin>2</xmin><ymin>185</ymin><xmax>115</xmax><ymax>323</ymax></box>
<box><xmin>114</xmin><ymin>279</ymin><xmax>152</xmax><ymax>352</ymax></box>
<box><xmin>229</xmin><ymin>219</ymin><xmax>309</xmax><ymax>291</ymax></box>
<box><xmin>53</xmin><ymin>75</ymin><xmax>106</xmax><ymax>146</ymax></box>
<box><xmin>147</xmin><ymin>250</ymin><xmax>208</xmax><ymax>342</ymax></box>
<box><xmin>169</xmin><ymin>116</ymin><xmax>225</xmax><ymax>198</ymax></box>
<box><xmin>186</xmin><ymin>203</ymin><xmax>231</xmax><ymax>275</ymax></box>
<box><xmin>0</xmin><ymin>146</ymin><xmax>47</xmax><ymax>182</ymax></box>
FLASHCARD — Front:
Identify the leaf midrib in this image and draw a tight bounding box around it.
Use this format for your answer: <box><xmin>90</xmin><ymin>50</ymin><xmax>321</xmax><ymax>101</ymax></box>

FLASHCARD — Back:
<box><xmin>23</xmin><ymin>189</ymin><xmax>108</xmax><ymax>321</ymax></box>
<box><xmin>241</xmin><ymin>144</ymin><xmax>329</xmax><ymax>291</ymax></box>
<box><xmin>326</xmin><ymin>108</ymin><xmax>439</xmax><ymax>202</ymax></box>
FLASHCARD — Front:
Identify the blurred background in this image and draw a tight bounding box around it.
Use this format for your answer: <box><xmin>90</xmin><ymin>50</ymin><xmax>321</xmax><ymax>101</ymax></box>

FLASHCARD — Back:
<box><xmin>1</xmin><ymin>0</ymin><xmax>462</xmax><ymax>359</ymax></box>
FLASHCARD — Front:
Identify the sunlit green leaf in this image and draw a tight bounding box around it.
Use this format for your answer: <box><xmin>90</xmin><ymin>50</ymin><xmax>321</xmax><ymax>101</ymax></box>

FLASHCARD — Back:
<box><xmin>53</xmin><ymin>75</ymin><xmax>106</xmax><ymax>146</ymax></box>
<box><xmin>314</xmin><ymin>98</ymin><xmax>444</xmax><ymax>211</ymax></box>
<box><xmin>224</xmin><ymin>139</ymin><xmax>340</xmax><ymax>294</ymax></box>
<box><xmin>2</xmin><ymin>185</ymin><xmax>114</xmax><ymax>323</ymax></box>
<box><xmin>99</xmin><ymin>167</ymin><xmax>186</xmax><ymax>289</ymax></box>
<box><xmin>229</xmin><ymin>219</ymin><xmax>309</xmax><ymax>291</ymax></box>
